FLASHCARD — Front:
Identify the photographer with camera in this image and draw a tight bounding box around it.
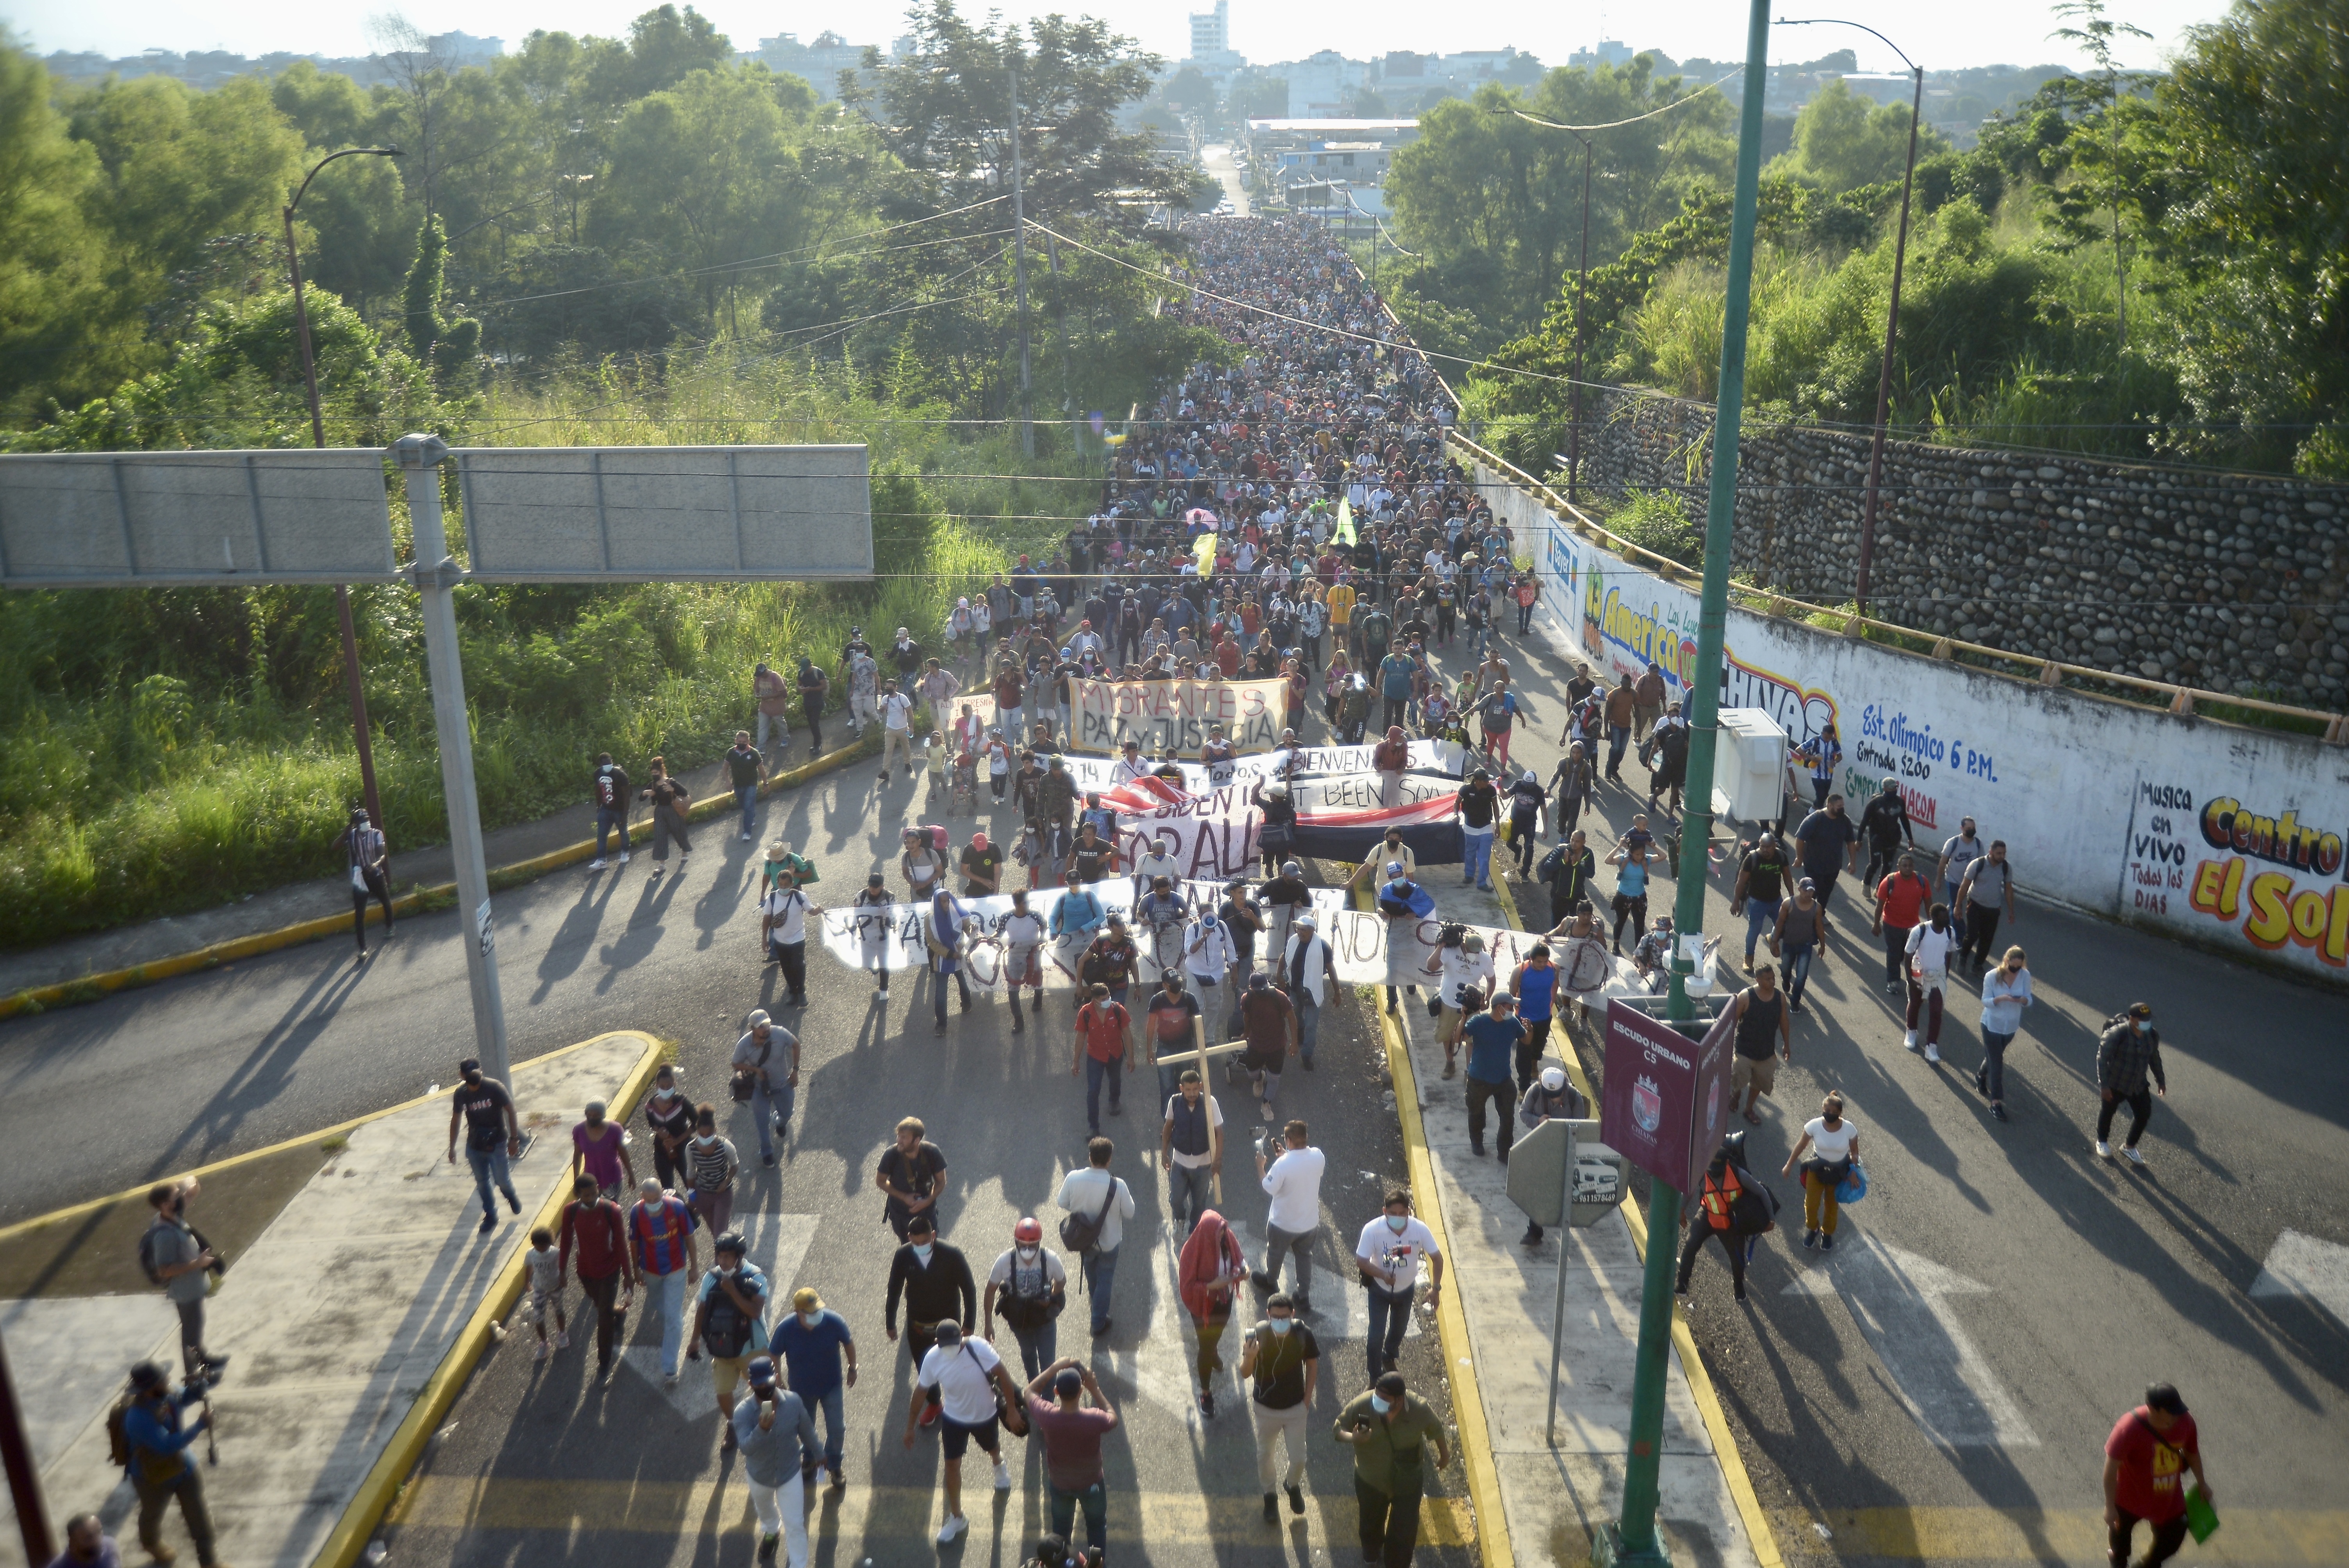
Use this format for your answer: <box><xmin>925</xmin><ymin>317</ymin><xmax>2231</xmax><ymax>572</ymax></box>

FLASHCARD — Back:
<box><xmin>139</xmin><ymin>1180</ymin><xmax>227</xmax><ymax>1379</ymax></box>
<box><xmin>111</xmin><ymin>1361</ymin><xmax>220</xmax><ymax>1567</ymax></box>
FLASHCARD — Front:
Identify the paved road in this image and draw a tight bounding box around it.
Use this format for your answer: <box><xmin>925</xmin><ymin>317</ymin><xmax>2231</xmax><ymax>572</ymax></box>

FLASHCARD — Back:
<box><xmin>1202</xmin><ymin>144</ymin><xmax>1250</xmax><ymax>216</ymax></box>
<box><xmin>0</xmin><ymin>734</ymin><xmax>1476</xmax><ymax>1564</ymax></box>
<box><xmin>1478</xmin><ymin>611</ymin><xmax>2349</xmax><ymax>1564</ymax></box>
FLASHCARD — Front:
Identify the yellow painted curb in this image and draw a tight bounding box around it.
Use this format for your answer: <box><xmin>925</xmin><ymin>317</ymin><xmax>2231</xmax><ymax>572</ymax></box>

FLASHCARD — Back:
<box><xmin>311</xmin><ymin>1029</ymin><xmax>667</xmax><ymax>1568</ymax></box>
<box><xmin>1490</xmin><ymin>872</ymin><xmax>1787</xmax><ymax>1568</ymax></box>
<box><xmin>0</xmin><ymin>732</ymin><xmax>880</xmax><ymax>1023</ymax></box>
<box><xmin>1378</xmin><ymin>1003</ymin><xmax>1512</xmax><ymax>1568</ymax></box>
<box><xmin>0</xmin><ymin>1029</ymin><xmax>653</xmax><ymax>1247</ymax></box>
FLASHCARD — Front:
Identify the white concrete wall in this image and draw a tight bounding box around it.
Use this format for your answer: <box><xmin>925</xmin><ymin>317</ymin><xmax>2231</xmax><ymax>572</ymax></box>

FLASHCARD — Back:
<box><xmin>1478</xmin><ymin>459</ymin><xmax>2349</xmax><ymax>987</ymax></box>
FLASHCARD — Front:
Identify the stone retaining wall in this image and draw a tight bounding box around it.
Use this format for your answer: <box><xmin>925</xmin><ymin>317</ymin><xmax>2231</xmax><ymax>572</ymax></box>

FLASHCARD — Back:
<box><xmin>1563</xmin><ymin>392</ymin><xmax>2349</xmax><ymax>712</ymax></box>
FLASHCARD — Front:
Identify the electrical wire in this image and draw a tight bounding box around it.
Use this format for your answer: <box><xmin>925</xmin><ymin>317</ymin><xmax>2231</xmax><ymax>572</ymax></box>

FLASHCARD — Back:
<box><xmin>469</xmin><ymin>221</ymin><xmax>1016</xmax><ymax>313</ymax></box>
<box><xmin>1492</xmin><ymin>69</ymin><xmax>1744</xmax><ymax>134</ymax></box>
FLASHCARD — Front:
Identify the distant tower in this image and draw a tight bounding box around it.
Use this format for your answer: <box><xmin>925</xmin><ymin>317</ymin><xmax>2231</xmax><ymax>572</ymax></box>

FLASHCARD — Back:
<box><xmin>1189</xmin><ymin>0</ymin><xmax>1230</xmax><ymax>61</ymax></box>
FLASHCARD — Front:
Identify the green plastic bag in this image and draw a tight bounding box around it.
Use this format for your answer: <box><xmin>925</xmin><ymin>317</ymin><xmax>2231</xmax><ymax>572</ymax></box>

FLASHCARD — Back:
<box><xmin>2183</xmin><ymin>1484</ymin><xmax>2220</xmax><ymax>1545</ymax></box>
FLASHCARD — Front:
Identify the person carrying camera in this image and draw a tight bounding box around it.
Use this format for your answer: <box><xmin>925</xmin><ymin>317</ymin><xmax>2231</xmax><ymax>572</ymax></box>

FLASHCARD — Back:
<box><xmin>117</xmin><ymin>1361</ymin><xmax>219</xmax><ymax>1567</ymax></box>
<box><xmin>140</xmin><ymin>1180</ymin><xmax>227</xmax><ymax>1379</ymax></box>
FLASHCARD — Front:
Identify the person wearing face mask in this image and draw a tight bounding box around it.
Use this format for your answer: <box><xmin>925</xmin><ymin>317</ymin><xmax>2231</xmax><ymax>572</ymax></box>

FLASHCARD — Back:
<box><xmin>1239</xmin><ymin>1290</ymin><xmax>1320</xmax><ymax>1522</ymax></box>
<box><xmin>886</xmin><ymin>1213</ymin><xmax>978</xmax><ymax>1425</ymax></box>
<box><xmin>2094</xmin><ymin>1002</ymin><xmax>2168</xmax><ymax>1165</ymax></box>
<box><xmin>138</xmin><ymin>1178</ymin><xmax>228</xmax><ymax>1379</ymax></box>
<box><xmin>1348</xmin><ymin>827</ymin><xmax>1416</xmax><ymax>897</ymax></box>
<box><xmin>627</xmin><ymin>1178</ymin><xmax>701</xmax><ymax>1386</ymax></box>
<box><xmin>733</xmin><ymin>1354</ymin><xmax>818</xmax><ymax>1566</ymax></box>
<box><xmin>641</xmin><ymin>1064</ymin><xmax>694</xmax><ymax>1196</ymax></box>
<box><xmin>1353</xmin><ymin>1192</ymin><xmax>1444</xmax><ymax>1386</ymax></box>
<box><xmin>768</xmin><ymin>1288</ymin><xmax>858</xmax><ymax>1489</ymax></box>
<box><xmin>1793</xmin><ymin>792</ymin><xmax>1861</xmax><ymax>911</ymax></box>
<box><xmin>694</xmin><ymin>1234</ymin><xmax>768</xmax><ymax>1451</ymax></box>
<box><xmin>570</xmin><ymin>1098</ymin><xmax>634</xmax><ymax>1200</ymax></box>
<box><xmin>985</xmin><ymin>1217</ymin><xmax>1069</xmax><ymax>1379</ymax></box>
<box><xmin>1975</xmin><ymin>945</ymin><xmax>2034</xmax><ymax>1123</ymax></box>
<box><xmin>732</xmin><ymin>1011</ymin><xmax>799</xmax><ymax>1168</ymax></box>
<box><xmin>560</xmin><ymin>1173</ymin><xmax>637</xmax><ymax>1376</ymax></box>
<box><xmin>683</xmin><ymin>1103</ymin><xmax>741</xmax><ymax>1234</ymax></box>
<box><xmin>1184</xmin><ymin>905</ymin><xmax>1239</xmax><ymax>1010</ymax></box>
<box><xmin>446</xmin><ymin>1055</ymin><xmax>523</xmax><ymax>1236</ymax></box>
<box><xmin>1902</xmin><ymin>902</ymin><xmax>1959</xmax><ymax>1063</ymax></box>
<box><xmin>1335</xmin><ymin>1370</ymin><xmax>1451</xmax><ymax>1567</ymax></box>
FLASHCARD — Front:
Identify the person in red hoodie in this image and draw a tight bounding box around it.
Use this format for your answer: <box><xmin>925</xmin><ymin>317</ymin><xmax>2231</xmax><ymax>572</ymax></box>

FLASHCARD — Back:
<box><xmin>558</xmin><ymin>1173</ymin><xmax>638</xmax><ymax>1376</ymax></box>
<box><xmin>2104</xmin><ymin>1383</ymin><xmax>2210</xmax><ymax>1568</ymax></box>
<box><xmin>1176</xmin><ymin>1208</ymin><xmax>1248</xmax><ymax>1418</ymax></box>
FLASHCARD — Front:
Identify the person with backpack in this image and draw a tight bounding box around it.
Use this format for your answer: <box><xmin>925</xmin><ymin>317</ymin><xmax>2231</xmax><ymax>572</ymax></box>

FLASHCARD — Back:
<box><xmin>140</xmin><ymin>1180</ymin><xmax>226</xmax><ymax>1378</ymax></box>
<box><xmin>1729</xmin><ymin>964</ymin><xmax>1792</xmax><ymax>1126</ymax></box>
<box><xmin>446</xmin><ymin>1056</ymin><xmax>524</xmax><ymax>1234</ymax></box>
<box><xmin>1782</xmin><ymin>1094</ymin><xmax>1861</xmax><ymax>1252</ymax></box>
<box><xmin>113</xmin><ymin>1361</ymin><xmax>218</xmax><ymax>1568</ymax></box>
<box><xmin>337</xmin><ymin>804</ymin><xmax>392</xmax><ymax>962</ymax></box>
<box><xmin>558</xmin><ymin>1173</ymin><xmax>636</xmax><ymax>1376</ymax></box>
<box><xmin>1957</xmin><ymin>839</ymin><xmax>2019</xmax><ymax>976</ymax></box>
<box><xmin>1056</xmin><ymin>1137</ymin><xmax>1136</xmax><ymax>1338</ymax></box>
<box><xmin>1674</xmin><ymin>1132</ymin><xmax>1764</xmax><ymax>1303</ymax></box>
<box><xmin>796</xmin><ymin>654</ymin><xmax>830</xmax><ymax>752</ymax></box>
<box><xmin>639</xmin><ymin>755</ymin><xmax>692</xmax><ymax>878</ymax></box>
<box><xmin>695</xmin><ymin>1231</ymin><xmax>769</xmax><ymax>1452</ymax></box>
<box><xmin>734</xmin><ymin>1353</ymin><xmax>819</xmax><ymax>1567</ymax></box>
<box><xmin>1239</xmin><ymin>1290</ymin><xmax>1320</xmax><ymax>1521</ymax></box>
<box><xmin>1538</xmin><ymin>829</ymin><xmax>1598</xmax><ymax>930</ymax></box>
<box><xmin>721</xmin><ymin>731</ymin><xmax>768</xmax><ymax>843</ymax></box>
<box><xmin>2103</xmin><ymin>1383</ymin><xmax>2211</xmax><ymax>1568</ymax></box>
<box><xmin>2095</xmin><ymin>1002</ymin><xmax>2169</xmax><ymax>1165</ymax></box>
<box><xmin>1770</xmin><ymin>878</ymin><xmax>1832</xmax><ymax>1016</ymax></box>
<box><xmin>985</xmin><ymin>1217</ymin><xmax>1069</xmax><ymax>1379</ymax></box>
<box><xmin>875</xmin><ymin>1117</ymin><xmax>948</xmax><ymax>1242</ymax></box>
<box><xmin>1641</xmin><ymin>703</ymin><xmax>1690</xmax><ymax>814</ymax></box>
<box><xmin>1730</xmin><ymin>832</ymin><xmax>1793</xmax><ymax>973</ymax></box>
<box><xmin>628</xmin><ymin>1178</ymin><xmax>701</xmax><ymax>1386</ymax></box>
<box><xmin>588</xmin><ymin>752</ymin><xmax>632</xmax><ymax>871</ymax></box>
<box><xmin>1903</xmin><ymin>903</ymin><xmax>1960</xmax><ymax>1063</ymax></box>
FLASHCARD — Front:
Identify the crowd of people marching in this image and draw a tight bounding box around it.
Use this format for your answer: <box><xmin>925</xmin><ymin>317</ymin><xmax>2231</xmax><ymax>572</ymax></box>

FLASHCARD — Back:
<box><xmin>97</xmin><ymin>218</ymin><xmax>2206</xmax><ymax>1568</ymax></box>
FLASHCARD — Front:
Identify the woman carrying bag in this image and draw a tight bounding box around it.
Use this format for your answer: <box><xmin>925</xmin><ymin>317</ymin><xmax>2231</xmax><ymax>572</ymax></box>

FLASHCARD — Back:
<box><xmin>1176</xmin><ymin>1208</ymin><xmax>1248</xmax><ymax>1418</ymax></box>
<box><xmin>1782</xmin><ymin>1094</ymin><xmax>1861</xmax><ymax>1252</ymax></box>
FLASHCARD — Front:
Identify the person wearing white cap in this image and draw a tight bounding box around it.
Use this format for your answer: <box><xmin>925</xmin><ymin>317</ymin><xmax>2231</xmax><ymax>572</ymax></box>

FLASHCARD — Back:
<box><xmin>732</xmin><ymin>1010</ymin><xmax>799</xmax><ymax>1168</ymax></box>
<box><xmin>1514</xmin><ymin>1066</ymin><xmax>1588</xmax><ymax>1246</ymax></box>
<box><xmin>1278</xmin><ymin>909</ymin><xmax>1334</xmax><ymax>1069</ymax></box>
<box><xmin>734</xmin><ymin>1352</ymin><xmax>818</xmax><ymax>1565</ymax></box>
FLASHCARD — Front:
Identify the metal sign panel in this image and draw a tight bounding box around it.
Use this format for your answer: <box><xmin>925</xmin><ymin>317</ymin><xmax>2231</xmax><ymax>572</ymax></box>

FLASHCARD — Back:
<box><xmin>451</xmin><ymin>444</ymin><xmax>873</xmax><ymax>581</ymax></box>
<box><xmin>0</xmin><ymin>449</ymin><xmax>398</xmax><ymax>587</ymax></box>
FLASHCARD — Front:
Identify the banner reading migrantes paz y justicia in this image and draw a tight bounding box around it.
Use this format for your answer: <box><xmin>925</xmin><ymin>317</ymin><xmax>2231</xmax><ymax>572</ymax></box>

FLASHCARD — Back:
<box><xmin>1072</xmin><ymin>677</ymin><xmax>1287</xmax><ymax>754</ymax></box>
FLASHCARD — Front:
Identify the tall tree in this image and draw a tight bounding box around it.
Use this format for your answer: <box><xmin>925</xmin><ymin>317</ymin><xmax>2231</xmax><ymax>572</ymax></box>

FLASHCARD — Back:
<box><xmin>2049</xmin><ymin>0</ymin><xmax>2152</xmax><ymax>351</ymax></box>
<box><xmin>401</xmin><ymin>213</ymin><xmax>481</xmax><ymax>381</ymax></box>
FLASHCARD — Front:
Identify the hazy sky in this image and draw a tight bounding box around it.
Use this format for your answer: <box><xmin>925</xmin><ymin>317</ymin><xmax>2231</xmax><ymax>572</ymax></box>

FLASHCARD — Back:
<box><xmin>12</xmin><ymin>0</ymin><xmax>2223</xmax><ymax>76</ymax></box>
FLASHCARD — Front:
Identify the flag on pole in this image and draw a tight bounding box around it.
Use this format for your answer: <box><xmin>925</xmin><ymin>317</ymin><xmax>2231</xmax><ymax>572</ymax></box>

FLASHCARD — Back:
<box><xmin>1333</xmin><ymin>497</ymin><xmax>1356</xmax><ymax>546</ymax></box>
<box><xmin>1194</xmin><ymin>529</ymin><xmax>1219</xmax><ymax>576</ymax></box>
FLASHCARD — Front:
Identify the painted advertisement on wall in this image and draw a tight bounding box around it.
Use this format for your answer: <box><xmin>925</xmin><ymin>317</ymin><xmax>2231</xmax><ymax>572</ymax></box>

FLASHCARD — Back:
<box><xmin>1488</xmin><ymin>456</ymin><xmax>2349</xmax><ymax>986</ymax></box>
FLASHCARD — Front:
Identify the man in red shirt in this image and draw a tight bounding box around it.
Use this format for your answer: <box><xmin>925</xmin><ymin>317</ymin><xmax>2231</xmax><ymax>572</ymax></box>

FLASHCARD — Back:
<box><xmin>2104</xmin><ymin>1383</ymin><xmax>2209</xmax><ymax>1568</ymax></box>
<box><xmin>559</xmin><ymin>1174</ymin><xmax>638</xmax><ymax>1376</ymax></box>
<box><xmin>1071</xmin><ymin>984</ymin><xmax>1134</xmax><ymax>1137</ymax></box>
<box><xmin>1870</xmin><ymin>851</ymin><xmax>1933</xmax><ymax>996</ymax></box>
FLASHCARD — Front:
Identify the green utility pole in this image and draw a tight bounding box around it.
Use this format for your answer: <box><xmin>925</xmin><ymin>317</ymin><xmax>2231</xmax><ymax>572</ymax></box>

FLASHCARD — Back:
<box><xmin>1595</xmin><ymin>0</ymin><xmax>1773</xmax><ymax>1562</ymax></box>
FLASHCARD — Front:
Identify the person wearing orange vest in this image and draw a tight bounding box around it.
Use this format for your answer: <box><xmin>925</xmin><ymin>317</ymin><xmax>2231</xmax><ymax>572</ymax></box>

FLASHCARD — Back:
<box><xmin>1672</xmin><ymin>1133</ymin><xmax>1757</xmax><ymax>1304</ymax></box>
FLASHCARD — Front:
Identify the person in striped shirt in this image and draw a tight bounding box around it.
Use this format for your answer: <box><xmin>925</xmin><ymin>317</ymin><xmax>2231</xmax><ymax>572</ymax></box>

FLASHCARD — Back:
<box><xmin>338</xmin><ymin>805</ymin><xmax>392</xmax><ymax>961</ymax></box>
<box><xmin>684</xmin><ymin>1104</ymin><xmax>741</xmax><ymax>1235</ymax></box>
<box><xmin>629</xmin><ymin>1178</ymin><xmax>701</xmax><ymax>1385</ymax></box>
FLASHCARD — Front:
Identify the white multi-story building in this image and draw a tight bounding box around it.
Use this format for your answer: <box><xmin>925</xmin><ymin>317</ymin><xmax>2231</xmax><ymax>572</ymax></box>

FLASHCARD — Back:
<box><xmin>1183</xmin><ymin>0</ymin><xmax>1245</xmax><ymax>80</ymax></box>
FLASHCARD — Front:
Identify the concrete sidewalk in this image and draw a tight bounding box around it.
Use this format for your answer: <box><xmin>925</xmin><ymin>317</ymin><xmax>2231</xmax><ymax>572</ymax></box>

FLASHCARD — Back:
<box><xmin>0</xmin><ymin>1031</ymin><xmax>657</xmax><ymax>1568</ymax></box>
<box><xmin>1394</xmin><ymin>992</ymin><xmax>1762</xmax><ymax>1568</ymax></box>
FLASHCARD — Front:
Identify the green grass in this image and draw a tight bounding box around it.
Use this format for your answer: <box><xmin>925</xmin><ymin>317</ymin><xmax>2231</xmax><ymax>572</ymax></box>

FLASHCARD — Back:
<box><xmin>0</xmin><ymin>351</ymin><xmax>1088</xmax><ymax>948</ymax></box>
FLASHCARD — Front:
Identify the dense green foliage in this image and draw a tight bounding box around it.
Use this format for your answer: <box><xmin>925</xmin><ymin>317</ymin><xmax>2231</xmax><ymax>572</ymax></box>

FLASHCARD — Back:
<box><xmin>0</xmin><ymin>2</ymin><xmax>1218</xmax><ymax>948</ymax></box>
<box><xmin>1465</xmin><ymin>0</ymin><xmax>2349</xmax><ymax>481</ymax></box>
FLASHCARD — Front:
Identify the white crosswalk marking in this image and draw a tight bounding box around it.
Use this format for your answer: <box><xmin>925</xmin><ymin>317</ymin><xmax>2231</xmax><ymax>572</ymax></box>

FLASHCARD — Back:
<box><xmin>621</xmin><ymin>1213</ymin><xmax>820</xmax><ymax>1417</ymax></box>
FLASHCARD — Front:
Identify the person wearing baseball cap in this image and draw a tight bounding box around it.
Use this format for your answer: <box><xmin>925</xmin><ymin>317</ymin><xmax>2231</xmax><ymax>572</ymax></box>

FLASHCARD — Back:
<box><xmin>733</xmin><ymin>1354</ymin><xmax>817</xmax><ymax>1564</ymax></box>
<box><xmin>1021</xmin><ymin>1359</ymin><xmax>1118</xmax><ymax>1556</ymax></box>
<box><xmin>904</xmin><ymin>1319</ymin><xmax>1023</xmax><ymax>1545</ymax></box>
<box><xmin>1336</xmin><ymin>1370</ymin><xmax>1450</xmax><ymax>1565</ymax></box>
<box><xmin>2094</xmin><ymin>1002</ymin><xmax>2169</xmax><ymax>1165</ymax></box>
<box><xmin>768</xmin><ymin>1287</ymin><xmax>857</xmax><ymax>1487</ymax></box>
<box><xmin>2103</xmin><ymin>1382</ymin><xmax>2210</xmax><ymax>1568</ymax></box>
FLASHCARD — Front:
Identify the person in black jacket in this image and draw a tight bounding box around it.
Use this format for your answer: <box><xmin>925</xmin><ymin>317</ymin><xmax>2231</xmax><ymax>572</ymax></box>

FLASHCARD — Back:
<box><xmin>1856</xmin><ymin>777</ymin><xmax>1916</xmax><ymax>898</ymax></box>
<box><xmin>1673</xmin><ymin>1132</ymin><xmax>1761</xmax><ymax>1304</ymax></box>
<box><xmin>886</xmin><ymin>1213</ymin><xmax>977</xmax><ymax>1426</ymax></box>
<box><xmin>2095</xmin><ymin>1002</ymin><xmax>2168</xmax><ymax>1166</ymax></box>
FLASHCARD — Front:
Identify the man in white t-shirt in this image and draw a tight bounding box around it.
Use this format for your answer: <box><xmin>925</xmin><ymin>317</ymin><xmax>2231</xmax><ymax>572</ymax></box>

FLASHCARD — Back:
<box><xmin>1132</xmin><ymin>834</ymin><xmax>1183</xmax><ymax>907</ymax></box>
<box><xmin>904</xmin><ymin>1320</ymin><xmax>1023</xmax><ymax>1545</ymax></box>
<box><xmin>759</xmin><ymin>873</ymin><xmax>817</xmax><ymax>1009</ymax></box>
<box><xmin>1353</xmin><ymin>1191</ymin><xmax>1443</xmax><ymax>1385</ymax></box>
<box><xmin>1109</xmin><ymin>740</ymin><xmax>1153</xmax><ymax>786</ymax></box>
<box><xmin>1000</xmin><ymin>892</ymin><xmax>1046</xmax><ymax>1032</ymax></box>
<box><xmin>877</xmin><ymin>680</ymin><xmax>916</xmax><ymax>782</ymax></box>
<box><xmin>1160</xmin><ymin>1068</ymin><xmax>1224</xmax><ymax>1237</ymax></box>
<box><xmin>1055</xmin><ymin>1138</ymin><xmax>1136</xmax><ymax>1337</ymax></box>
<box><xmin>1253</xmin><ymin>1121</ymin><xmax>1326</xmax><ymax>1310</ymax></box>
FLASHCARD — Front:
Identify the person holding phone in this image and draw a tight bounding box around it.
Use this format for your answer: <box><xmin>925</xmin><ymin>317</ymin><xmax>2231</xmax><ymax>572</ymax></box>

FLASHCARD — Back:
<box><xmin>1335</xmin><ymin>1370</ymin><xmax>1450</xmax><ymax>1566</ymax></box>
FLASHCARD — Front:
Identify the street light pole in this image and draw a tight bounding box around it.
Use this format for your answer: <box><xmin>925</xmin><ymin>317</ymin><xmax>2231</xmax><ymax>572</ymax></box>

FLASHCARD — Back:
<box><xmin>285</xmin><ymin>145</ymin><xmax>402</xmax><ymax>830</ymax></box>
<box><xmin>1569</xmin><ymin>132</ymin><xmax>1593</xmax><ymax>506</ymax></box>
<box><xmin>1780</xmin><ymin>20</ymin><xmax>1922</xmax><ymax>617</ymax></box>
<box><xmin>1597</xmin><ymin>0</ymin><xmax>1772</xmax><ymax>1561</ymax></box>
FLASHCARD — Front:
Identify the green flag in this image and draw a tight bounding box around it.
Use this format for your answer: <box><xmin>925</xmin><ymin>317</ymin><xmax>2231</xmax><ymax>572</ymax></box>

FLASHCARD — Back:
<box><xmin>1334</xmin><ymin>498</ymin><xmax>1356</xmax><ymax>546</ymax></box>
